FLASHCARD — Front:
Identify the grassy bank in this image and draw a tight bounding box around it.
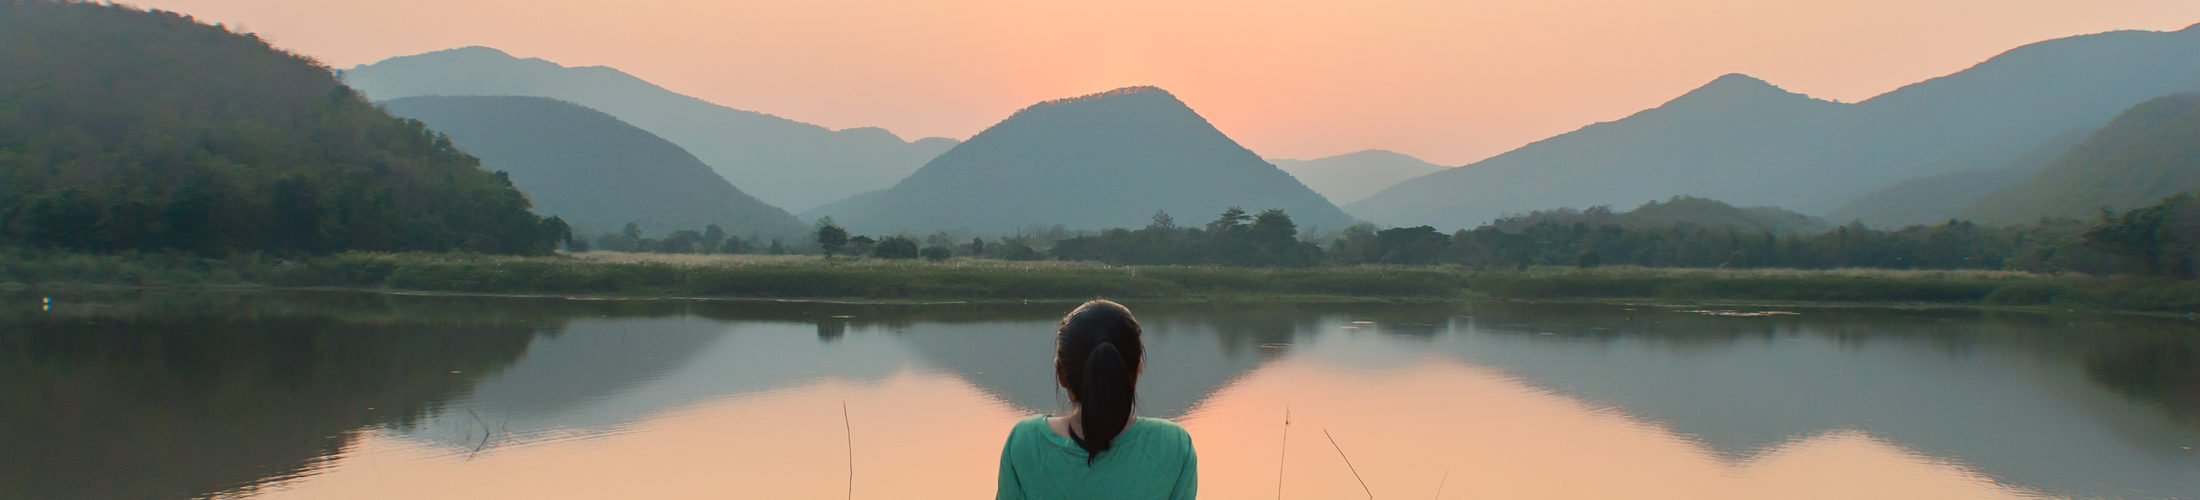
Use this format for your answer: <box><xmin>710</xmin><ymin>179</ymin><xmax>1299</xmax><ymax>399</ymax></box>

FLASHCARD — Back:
<box><xmin>4</xmin><ymin>251</ymin><xmax>2195</xmax><ymax>314</ymax></box>
<box><xmin>1469</xmin><ymin>266</ymin><xmax>2200</xmax><ymax>313</ymax></box>
<box><xmin>0</xmin><ymin>251</ymin><xmax>1465</xmax><ymax>300</ymax></box>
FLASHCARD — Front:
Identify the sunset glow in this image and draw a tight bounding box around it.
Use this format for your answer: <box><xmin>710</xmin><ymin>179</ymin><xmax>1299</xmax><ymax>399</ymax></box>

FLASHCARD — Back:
<box><xmin>118</xmin><ymin>0</ymin><xmax>2200</xmax><ymax>164</ymax></box>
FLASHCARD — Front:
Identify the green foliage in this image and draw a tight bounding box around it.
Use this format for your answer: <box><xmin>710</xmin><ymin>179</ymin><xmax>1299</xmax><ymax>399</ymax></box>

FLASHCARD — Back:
<box><xmin>0</xmin><ymin>1</ymin><xmax>561</xmax><ymax>255</ymax></box>
<box><xmin>873</xmin><ymin>237</ymin><xmax>918</xmax><ymax>259</ymax></box>
<box><xmin>920</xmin><ymin>245</ymin><xmax>954</xmax><ymax>262</ymax></box>
<box><xmin>1053</xmin><ymin>208</ymin><xmax>1320</xmax><ymax>267</ymax></box>
<box><xmin>2083</xmin><ymin>193</ymin><xmax>2200</xmax><ymax>278</ymax></box>
<box><xmin>817</xmin><ymin>218</ymin><xmax>849</xmax><ymax>258</ymax></box>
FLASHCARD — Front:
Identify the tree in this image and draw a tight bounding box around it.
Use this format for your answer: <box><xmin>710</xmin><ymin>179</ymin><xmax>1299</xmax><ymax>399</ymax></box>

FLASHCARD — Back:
<box><xmin>1206</xmin><ymin>207</ymin><xmax>1250</xmax><ymax>233</ymax></box>
<box><xmin>921</xmin><ymin>245</ymin><xmax>954</xmax><ymax>262</ymax></box>
<box><xmin>816</xmin><ymin>217</ymin><xmax>849</xmax><ymax>258</ymax></box>
<box><xmin>873</xmin><ymin>236</ymin><xmax>919</xmax><ymax>259</ymax></box>
<box><xmin>701</xmin><ymin>224</ymin><xmax>726</xmax><ymax>253</ymax></box>
<box><xmin>1149</xmin><ymin>210</ymin><xmax>1176</xmax><ymax>230</ymax></box>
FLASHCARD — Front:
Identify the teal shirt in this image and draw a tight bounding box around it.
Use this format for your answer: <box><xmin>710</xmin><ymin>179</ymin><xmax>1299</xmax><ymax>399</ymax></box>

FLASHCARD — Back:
<box><xmin>996</xmin><ymin>415</ymin><xmax>1197</xmax><ymax>500</ymax></box>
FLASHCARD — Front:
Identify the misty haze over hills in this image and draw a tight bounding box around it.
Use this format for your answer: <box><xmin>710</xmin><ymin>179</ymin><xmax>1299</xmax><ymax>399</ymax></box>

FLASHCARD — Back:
<box><xmin>1349</xmin><ymin>23</ymin><xmax>2200</xmax><ymax>231</ymax></box>
<box><xmin>1824</xmin><ymin>128</ymin><xmax>2093</xmax><ymax>228</ymax></box>
<box><xmin>380</xmin><ymin>96</ymin><xmax>807</xmax><ymax>239</ymax></box>
<box><xmin>342</xmin><ymin>47</ymin><xmax>958</xmax><ymax>213</ymax></box>
<box><xmin>1956</xmin><ymin>93</ymin><xmax>2200</xmax><ymax>225</ymax></box>
<box><xmin>1270</xmin><ymin>150</ymin><xmax>1448</xmax><ymax>206</ymax></box>
<box><xmin>802</xmin><ymin>87</ymin><xmax>1356</xmax><ymax>235</ymax></box>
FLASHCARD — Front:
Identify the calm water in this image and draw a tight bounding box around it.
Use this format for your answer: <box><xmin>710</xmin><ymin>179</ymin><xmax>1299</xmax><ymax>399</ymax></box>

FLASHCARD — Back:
<box><xmin>2</xmin><ymin>292</ymin><xmax>2196</xmax><ymax>499</ymax></box>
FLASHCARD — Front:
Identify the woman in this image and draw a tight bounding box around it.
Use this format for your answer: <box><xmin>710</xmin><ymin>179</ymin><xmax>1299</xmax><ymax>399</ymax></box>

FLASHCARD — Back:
<box><xmin>996</xmin><ymin>300</ymin><xmax>1197</xmax><ymax>499</ymax></box>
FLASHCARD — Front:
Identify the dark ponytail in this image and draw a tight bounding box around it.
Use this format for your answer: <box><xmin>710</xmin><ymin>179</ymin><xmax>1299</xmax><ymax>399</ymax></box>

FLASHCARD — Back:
<box><xmin>1055</xmin><ymin>300</ymin><xmax>1143</xmax><ymax>464</ymax></box>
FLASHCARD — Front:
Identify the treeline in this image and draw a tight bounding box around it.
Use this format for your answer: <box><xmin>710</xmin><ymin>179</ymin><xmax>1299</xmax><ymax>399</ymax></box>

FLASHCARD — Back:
<box><xmin>581</xmin><ymin>222</ymin><xmax>790</xmax><ymax>255</ymax></box>
<box><xmin>1046</xmin><ymin>195</ymin><xmax>2200</xmax><ymax>280</ymax></box>
<box><xmin>0</xmin><ymin>1</ymin><xmax>567</xmax><ymax>256</ymax></box>
<box><xmin>816</xmin><ymin>217</ymin><xmax>1045</xmax><ymax>262</ymax></box>
<box><xmin>1050</xmin><ymin>208</ymin><xmax>1319</xmax><ymax>266</ymax></box>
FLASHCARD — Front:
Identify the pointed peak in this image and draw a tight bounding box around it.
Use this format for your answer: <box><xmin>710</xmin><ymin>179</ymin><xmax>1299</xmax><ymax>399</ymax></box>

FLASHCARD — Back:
<box><xmin>1660</xmin><ymin>73</ymin><xmax>1818</xmax><ymax>109</ymax></box>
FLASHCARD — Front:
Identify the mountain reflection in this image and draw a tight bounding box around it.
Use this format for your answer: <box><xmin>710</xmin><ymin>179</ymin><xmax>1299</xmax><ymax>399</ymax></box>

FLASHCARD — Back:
<box><xmin>0</xmin><ymin>293</ymin><xmax>550</xmax><ymax>500</ymax></box>
<box><xmin>3</xmin><ymin>292</ymin><xmax>2196</xmax><ymax>499</ymax></box>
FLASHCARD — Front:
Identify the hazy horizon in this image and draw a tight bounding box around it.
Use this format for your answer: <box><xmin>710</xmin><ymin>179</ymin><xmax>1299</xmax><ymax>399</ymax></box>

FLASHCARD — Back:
<box><xmin>119</xmin><ymin>0</ymin><xmax>2200</xmax><ymax>166</ymax></box>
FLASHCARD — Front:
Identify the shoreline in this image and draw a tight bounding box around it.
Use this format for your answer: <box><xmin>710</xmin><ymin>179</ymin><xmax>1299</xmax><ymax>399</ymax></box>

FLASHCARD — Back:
<box><xmin>4</xmin><ymin>251</ymin><xmax>2195</xmax><ymax>317</ymax></box>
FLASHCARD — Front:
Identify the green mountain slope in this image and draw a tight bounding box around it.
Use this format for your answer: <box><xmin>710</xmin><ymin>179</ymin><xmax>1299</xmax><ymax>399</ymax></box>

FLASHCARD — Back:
<box><xmin>1825</xmin><ymin>128</ymin><xmax>2093</xmax><ymax>228</ymax></box>
<box><xmin>379</xmin><ymin>96</ymin><xmax>806</xmax><ymax>239</ymax></box>
<box><xmin>1958</xmin><ymin>93</ymin><xmax>2200</xmax><ymax>224</ymax></box>
<box><xmin>1270</xmin><ymin>149</ymin><xmax>1449</xmax><ymax>206</ymax></box>
<box><xmin>342</xmin><ymin>47</ymin><xmax>957</xmax><ymax>213</ymax></box>
<box><xmin>801</xmin><ymin>87</ymin><xmax>1355</xmax><ymax>235</ymax></box>
<box><xmin>1349</xmin><ymin>24</ymin><xmax>2200</xmax><ymax>230</ymax></box>
<box><xmin>0</xmin><ymin>1</ymin><xmax>562</xmax><ymax>255</ymax></box>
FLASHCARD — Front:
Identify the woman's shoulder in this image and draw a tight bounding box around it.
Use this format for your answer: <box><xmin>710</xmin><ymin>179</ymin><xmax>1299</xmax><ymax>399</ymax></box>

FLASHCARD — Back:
<box><xmin>1132</xmin><ymin>417</ymin><xmax>1193</xmax><ymax>444</ymax></box>
<box><xmin>1007</xmin><ymin>414</ymin><xmax>1052</xmax><ymax>438</ymax></box>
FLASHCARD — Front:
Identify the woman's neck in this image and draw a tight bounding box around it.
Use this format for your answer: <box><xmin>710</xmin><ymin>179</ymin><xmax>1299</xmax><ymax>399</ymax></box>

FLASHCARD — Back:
<box><xmin>1049</xmin><ymin>407</ymin><xmax>1135</xmax><ymax>441</ymax></box>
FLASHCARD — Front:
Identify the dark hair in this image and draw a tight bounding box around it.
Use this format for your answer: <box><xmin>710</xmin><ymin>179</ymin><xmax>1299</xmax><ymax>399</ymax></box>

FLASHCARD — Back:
<box><xmin>1055</xmin><ymin>299</ymin><xmax>1143</xmax><ymax>464</ymax></box>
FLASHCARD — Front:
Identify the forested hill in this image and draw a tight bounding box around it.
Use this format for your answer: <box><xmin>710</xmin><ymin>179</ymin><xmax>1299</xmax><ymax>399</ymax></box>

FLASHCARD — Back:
<box><xmin>1958</xmin><ymin>93</ymin><xmax>2200</xmax><ymax>225</ymax></box>
<box><xmin>343</xmin><ymin>47</ymin><xmax>958</xmax><ymax>213</ymax></box>
<box><xmin>801</xmin><ymin>87</ymin><xmax>1356</xmax><ymax>235</ymax></box>
<box><xmin>0</xmin><ymin>0</ymin><xmax>566</xmax><ymax>255</ymax></box>
<box><xmin>380</xmin><ymin>96</ymin><xmax>806</xmax><ymax>240</ymax></box>
<box><xmin>1487</xmin><ymin>196</ymin><xmax>1829</xmax><ymax>235</ymax></box>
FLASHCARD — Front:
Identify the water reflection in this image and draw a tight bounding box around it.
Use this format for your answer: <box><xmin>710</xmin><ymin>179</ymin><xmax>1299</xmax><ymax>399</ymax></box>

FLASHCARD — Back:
<box><xmin>0</xmin><ymin>292</ymin><xmax>2194</xmax><ymax>498</ymax></box>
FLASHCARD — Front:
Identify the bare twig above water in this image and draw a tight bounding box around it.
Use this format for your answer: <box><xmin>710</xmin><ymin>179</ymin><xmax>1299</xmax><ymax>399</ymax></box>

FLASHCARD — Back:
<box><xmin>1277</xmin><ymin>406</ymin><xmax>1290</xmax><ymax>500</ymax></box>
<box><xmin>843</xmin><ymin>401</ymin><xmax>854</xmax><ymax>500</ymax></box>
<box><xmin>468</xmin><ymin>409</ymin><xmax>493</xmax><ymax>458</ymax></box>
<box><xmin>1325</xmin><ymin>428</ymin><xmax>1372</xmax><ymax>499</ymax></box>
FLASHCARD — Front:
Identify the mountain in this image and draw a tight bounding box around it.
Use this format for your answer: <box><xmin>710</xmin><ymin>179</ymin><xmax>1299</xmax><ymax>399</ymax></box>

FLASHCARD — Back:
<box><xmin>0</xmin><ymin>1</ymin><xmax>561</xmax><ymax>255</ymax></box>
<box><xmin>1270</xmin><ymin>149</ymin><xmax>1449</xmax><ymax>205</ymax></box>
<box><xmin>800</xmin><ymin>87</ymin><xmax>1356</xmax><ymax>235</ymax></box>
<box><xmin>379</xmin><ymin>96</ymin><xmax>807</xmax><ymax>239</ymax></box>
<box><xmin>1349</xmin><ymin>24</ymin><xmax>2200</xmax><ymax>231</ymax></box>
<box><xmin>341</xmin><ymin>47</ymin><xmax>958</xmax><ymax>212</ymax></box>
<box><xmin>1825</xmin><ymin>128</ymin><xmax>2093</xmax><ymax>228</ymax></box>
<box><xmin>1956</xmin><ymin>93</ymin><xmax>2200</xmax><ymax>225</ymax></box>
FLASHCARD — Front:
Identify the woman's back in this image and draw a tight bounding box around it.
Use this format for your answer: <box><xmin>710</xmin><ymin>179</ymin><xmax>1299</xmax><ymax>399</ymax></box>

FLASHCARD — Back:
<box><xmin>996</xmin><ymin>415</ymin><xmax>1196</xmax><ymax>500</ymax></box>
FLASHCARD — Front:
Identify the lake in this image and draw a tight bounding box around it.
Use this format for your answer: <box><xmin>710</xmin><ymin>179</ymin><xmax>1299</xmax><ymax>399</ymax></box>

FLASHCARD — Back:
<box><xmin>2</xmin><ymin>291</ymin><xmax>2195</xmax><ymax>499</ymax></box>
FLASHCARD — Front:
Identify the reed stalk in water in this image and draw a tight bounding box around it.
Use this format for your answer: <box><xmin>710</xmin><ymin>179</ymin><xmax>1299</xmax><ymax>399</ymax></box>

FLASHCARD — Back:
<box><xmin>1325</xmin><ymin>428</ymin><xmax>1372</xmax><ymax>499</ymax></box>
<box><xmin>843</xmin><ymin>401</ymin><xmax>854</xmax><ymax>500</ymax></box>
<box><xmin>1277</xmin><ymin>406</ymin><xmax>1290</xmax><ymax>499</ymax></box>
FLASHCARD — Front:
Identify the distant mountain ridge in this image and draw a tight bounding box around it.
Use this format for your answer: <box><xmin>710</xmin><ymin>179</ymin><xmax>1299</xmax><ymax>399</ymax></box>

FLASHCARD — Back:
<box><xmin>341</xmin><ymin>47</ymin><xmax>957</xmax><ymax>212</ymax></box>
<box><xmin>379</xmin><ymin>96</ymin><xmax>807</xmax><ymax>239</ymax></box>
<box><xmin>1270</xmin><ymin>149</ymin><xmax>1448</xmax><ymax>206</ymax></box>
<box><xmin>1956</xmin><ymin>93</ymin><xmax>2200</xmax><ymax>225</ymax></box>
<box><xmin>802</xmin><ymin>86</ymin><xmax>1355</xmax><ymax>234</ymax></box>
<box><xmin>1349</xmin><ymin>24</ymin><xmax>2200</xmax><ymax>230</ymax></box>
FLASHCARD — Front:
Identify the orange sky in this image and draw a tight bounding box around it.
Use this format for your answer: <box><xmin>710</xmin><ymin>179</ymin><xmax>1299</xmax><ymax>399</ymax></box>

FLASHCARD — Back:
<box><xmin>128</xmin><ymin>0</ymin><xmax>2200</xmax><ymax>165</ymax></box>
